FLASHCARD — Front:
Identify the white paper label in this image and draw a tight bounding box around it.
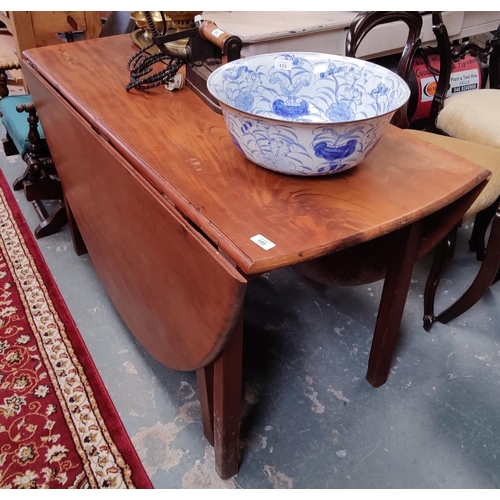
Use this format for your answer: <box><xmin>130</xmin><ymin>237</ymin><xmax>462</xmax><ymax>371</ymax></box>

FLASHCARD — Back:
<box><xmin>449</xmin><ymin>68</ymin><xmax>480</xmax><ymax>94</ymax></box>
<box><xmin>274</xmin><ymin>57</ymin><xmax>293</xmax><ymax>71</ymax></box>
<box><xmin>250</xmin><ymin>234</ymin><xmax>276</xmax><ymax>250</ymax></box>
<box><xmin>211</xmin><ymin>28</ymin><xmax>224</xmax><ymax>38</ymax></box>
<box><xmin>420</xmin><ymin>68</ymin><xmax>480</xmax><ymax>102</ymax></box>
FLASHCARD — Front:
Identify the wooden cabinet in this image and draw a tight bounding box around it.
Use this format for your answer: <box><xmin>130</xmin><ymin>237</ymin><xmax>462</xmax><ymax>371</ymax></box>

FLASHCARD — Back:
<box><xmin>3</xmin><ymin>11</ymin><xmax>101</xmax><ymax>57</ymax></box>
<box><xmin>0</xmin><ymin>11</ymin><xmax>102</xmax><ymax>91</ymax></box>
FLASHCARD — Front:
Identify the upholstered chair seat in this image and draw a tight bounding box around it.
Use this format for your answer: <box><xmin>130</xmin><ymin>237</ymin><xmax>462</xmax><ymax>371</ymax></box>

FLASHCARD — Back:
<box><xmin>406</xmin><ymin>129</ymin><xmax>500</xmax><ymax>218</ymax></box>
<box><xmin>435</xmin><ymin>89</ymin><xmax>500</xmax><ymax>149</ymax></box>
<box><xmin>0</xmin><ymin>94</ymin><xmax>47</xmax><ymax>157</ymax></box>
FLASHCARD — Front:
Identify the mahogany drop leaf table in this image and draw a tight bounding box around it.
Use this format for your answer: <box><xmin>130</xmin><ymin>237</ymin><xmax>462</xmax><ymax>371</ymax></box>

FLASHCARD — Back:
<box><xmin>21</xmin><ymin>35</ymin><xmax>491</xmax><ymax>479</ymax></box>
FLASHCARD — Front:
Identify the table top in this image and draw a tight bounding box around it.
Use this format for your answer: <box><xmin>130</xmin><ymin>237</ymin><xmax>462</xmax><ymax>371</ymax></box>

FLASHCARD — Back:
<box><xmin>24</xmin><ymin>35</ymin><xmax>490</xmax><ymax>276</ymax></box>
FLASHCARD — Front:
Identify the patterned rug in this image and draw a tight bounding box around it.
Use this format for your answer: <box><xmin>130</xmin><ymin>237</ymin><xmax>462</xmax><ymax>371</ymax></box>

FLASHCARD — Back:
<box><xmin>0</xmin><ymin>171</ymin><xmax>152</xmax><ymax>489</ymax></box>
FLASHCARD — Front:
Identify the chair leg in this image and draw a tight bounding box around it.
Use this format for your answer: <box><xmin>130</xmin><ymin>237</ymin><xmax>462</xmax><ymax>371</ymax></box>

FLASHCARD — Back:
<box><xmin>494</xmin><ymin>267</ymin><xmax>500</xmax><ymax>285</ymax></box>
<box><xmin>12</xmin><ymin>165</ymin><xmax>29</xmax><ymax>191</ymax></box>
<box><xmin>2</xmin><ymin>133</ymin><xmax>19</xmax><ymax>157</ymax></box>
<box><xmin>63</xmin><ymin>193</ymin><xmax>88</xmax><ymax>256</ymax></box>
<box><xmin>24</xmin><ymin>178</ymin><xmax>63</xmax><ymax>201</ymax></box>
<box><xmin>33</xmin><ymin>200</ymin><xmax>68</xmax><ymax>239</ymax></box>
<box><xmin>469</xmin><ymin>196</ymin><xmax>500</xmax><ymax>260</ymax></box>
<box><xmin>436</xmin><ymin>205</ymin><xmax>500</xmax><ymax>325</ymax></box>
<box><xmin>423</xmin><ymin>224</ymin><xmax>459</xmax><ymax>331</ymax></box>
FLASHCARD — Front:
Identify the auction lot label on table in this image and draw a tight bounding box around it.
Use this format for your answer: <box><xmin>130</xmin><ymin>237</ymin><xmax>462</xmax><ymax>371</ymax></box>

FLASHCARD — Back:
<box><xmin>250</xmin><ymin>234</ymin><xmax>276</xmax><ymax>250</ymax></box>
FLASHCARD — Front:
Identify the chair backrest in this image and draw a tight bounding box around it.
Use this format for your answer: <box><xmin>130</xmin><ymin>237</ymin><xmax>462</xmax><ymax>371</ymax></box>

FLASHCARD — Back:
<box><xmin>345</xmin><ymin>11</ymin><xmax>423</xmax><ymax>129</ymax></box>
<box><xmin>444</xmin><ymin>12</ymin><xmax>500</xmax><ymax>90</ymax></box>
<box><xmin>489</xmin><ymin>25</ymin><xmax>500</xmax><ymax>89</ymax></box>
<box><xmin>425</xmin><ymin>12</ymin><xmax>453</xmax><ymax>133</ymax></box>
<box><xmin>425</xmin><ymin>12</ymin><xmax>500</xmax><ymax>132</ymax></box>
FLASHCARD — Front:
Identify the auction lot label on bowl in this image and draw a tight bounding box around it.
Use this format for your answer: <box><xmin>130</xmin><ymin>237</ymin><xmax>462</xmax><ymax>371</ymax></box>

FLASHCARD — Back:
<box><xmin>274</xmin><ymin>56</ymin><xmax>293</xmax><ymax>71</ymax></box>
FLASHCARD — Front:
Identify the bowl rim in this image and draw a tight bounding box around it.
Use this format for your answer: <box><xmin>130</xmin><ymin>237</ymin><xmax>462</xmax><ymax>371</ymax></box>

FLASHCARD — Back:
<box><xmin>207</xmin><ymin>51</ymin><xmax>411</xmax><ymax>126</ymax></box>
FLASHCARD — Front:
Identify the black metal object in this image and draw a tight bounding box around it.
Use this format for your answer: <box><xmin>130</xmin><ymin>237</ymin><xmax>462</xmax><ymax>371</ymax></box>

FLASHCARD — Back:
<box><xmin>150</xmin><ymin>17</ymin><xmax>242</xmax><ymax>113</ymax></box>
<box><xmin>449</xmin><ymin>18</ymin><xmax>500</xmax><ymax>90</ymax></box>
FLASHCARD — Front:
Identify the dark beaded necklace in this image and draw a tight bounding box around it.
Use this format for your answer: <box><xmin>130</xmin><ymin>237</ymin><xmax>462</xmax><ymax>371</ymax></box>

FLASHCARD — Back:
<box><xmin>125</xmin><ymin>45</ymin><xmax>184</xmax><ymax>91</ymax></box>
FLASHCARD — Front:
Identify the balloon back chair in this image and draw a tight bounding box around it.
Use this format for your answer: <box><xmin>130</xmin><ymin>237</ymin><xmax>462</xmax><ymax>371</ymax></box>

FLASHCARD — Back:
<box><xmin>344</xmin><ymin>11</ymin><xmax>500</xmax><ymax>330</ymax></box>
<box><xmin>431</xmin><ymin>12</ymin><xmax>499</xmax><ymax>148</ymax></box>
<box><xmin>425</xmin><ymin>11</ymin><xmax>500</xmax><ymax>262</ymax></box>
<box><xmin>0</xmin><ymin>11</ymin><xmax>102</xmax><ymax>240</ymax></box>
<box><xmin>409</xmin><ymin>12</ymin><xmax>500</xmax><ymax>329</ymax></box>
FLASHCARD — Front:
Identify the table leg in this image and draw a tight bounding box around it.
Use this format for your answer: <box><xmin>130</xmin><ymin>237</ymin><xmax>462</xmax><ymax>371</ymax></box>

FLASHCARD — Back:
<box><xmin>197</xmin><ymin>309</ymin><xmax>243</xmax><ymax>479</ymax></box>
<box><xmin>196</xmin><ymin>363</ymin><xmax>214</xmax><ymax>446</ymax></box>
<box><xmin>436</xmin><ymin>206</ymin><xmax>500</xmax><ymax>325</ymax></box>
<box><xmin>63</xmin><ymin>192</ymin><xmax>88</xmax><ymax>256</ymax></box>
<box><xmin>366</xmin><ymin>220</ymin><xmax>425</xmax><ymax>388</ymax></box>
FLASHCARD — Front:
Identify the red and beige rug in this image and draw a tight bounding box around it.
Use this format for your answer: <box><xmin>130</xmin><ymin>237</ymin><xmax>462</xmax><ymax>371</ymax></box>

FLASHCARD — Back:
<box><xmin>0</xmin><ymin>171</ymin><xmax>152</xmax><ymax>489</ymax></box>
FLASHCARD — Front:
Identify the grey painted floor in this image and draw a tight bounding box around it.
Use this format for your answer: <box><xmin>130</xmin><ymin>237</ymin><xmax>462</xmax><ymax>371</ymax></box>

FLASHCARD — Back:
<box><xmin>1</xmin><ymin>130</ymin><xmax>499</xmax><ymax>489</ymax></box>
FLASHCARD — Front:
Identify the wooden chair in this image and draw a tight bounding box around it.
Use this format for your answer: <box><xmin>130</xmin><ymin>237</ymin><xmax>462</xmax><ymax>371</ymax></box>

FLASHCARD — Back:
<box><xmin>426</xmin><ymin>11</ymin><xmax>500</xmax><ymax>261</ymax></box>
<box><xmin>344</xmin><ymin>11</ymin><xmax>500</xmax><ymax>329</ymax></box>
<box><xmin>429</xmin><ymin>12</ymin><xmax>499</xmax><ymax>145</ymax></box>
<box><xmin>0</xmin><ymin>12</ymin><xmax>102</xmax><ymax>239</ymax></box>
<box><xmin>415</xmin><ymin>12</ymin><xmax>500</xmax><ymax>328</ymax></box>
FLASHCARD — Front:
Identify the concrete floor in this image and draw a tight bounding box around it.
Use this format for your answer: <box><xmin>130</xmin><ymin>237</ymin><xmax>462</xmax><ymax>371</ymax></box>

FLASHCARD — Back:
<box><xmin>1</xmin><ymin>129</ymin><xmax>499</xmax><ymax>489</ymax></box>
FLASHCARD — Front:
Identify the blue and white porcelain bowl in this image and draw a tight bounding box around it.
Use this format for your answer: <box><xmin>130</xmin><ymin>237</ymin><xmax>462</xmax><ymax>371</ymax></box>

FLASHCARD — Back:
<box><xmin>207</xmin><ymin>52</ymin><xmax>411</xmax><ymax>176</ymax></box>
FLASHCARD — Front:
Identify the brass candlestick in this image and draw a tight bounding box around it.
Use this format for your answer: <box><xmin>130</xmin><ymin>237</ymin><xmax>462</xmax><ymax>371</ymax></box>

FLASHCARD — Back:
<box><xmin>163</xmin><ymin>11</ymin><xmax>202</xmax><ymax>51</ymax></box>
<box><xmin>130</xmin><ymin>11</ymin><xmax>171</xmax><ymax>39</ymax></box>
